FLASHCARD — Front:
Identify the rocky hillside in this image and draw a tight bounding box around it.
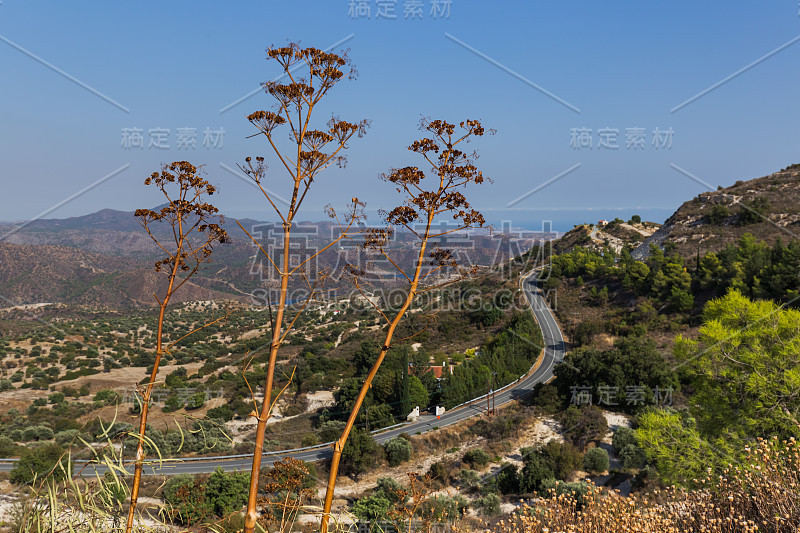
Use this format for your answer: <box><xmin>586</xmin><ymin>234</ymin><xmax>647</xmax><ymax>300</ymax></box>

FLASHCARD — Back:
<box><xmin>0</xmin><ymin>242</ymin><xmax>243</xmax><ymax>308</ymax></box>
<box><xmin>632</xmin><ymin>164</ymin><xmax>800</xmax><ymax>259</ymax></box>
<box><xmin>554</xmin><ymin>219</ymin><xmax>660</xmax><ymax>255</ymax></box>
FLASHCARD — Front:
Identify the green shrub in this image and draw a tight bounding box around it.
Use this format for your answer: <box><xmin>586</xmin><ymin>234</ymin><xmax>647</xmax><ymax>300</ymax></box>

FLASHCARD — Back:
<box><xmin>427</xmin><ymin>461</ymin><xmax>449</xmax><ymax>485</ymax></box>
<box><xmin>707</xmin><ymin>204</ymin><xmax>730</xmax><ymax>225</ymax></box>
<box><xmin>519</xmin><ymin>453</ymin><xmax>555</xmax><ymax>494</ymax></box>
<box><xmin>352</xmin><ymin>493</ymin><xmax>392</xmax><ymax>522</ymax></box>
<box><xmin>538</xmin><ymin>440</ymin><xmax>584</xmax><ymax>480</ymax></box>
<box><xmin>317</xmin><ymin>420</ymin><xmax>345</xmax><ymax>443</ymax></box>
<box><xmin>206</xmin><ymin>404</ymin><xmax>235</xmax><ymax>422</ymax></box>
<box><xmin>476</xmin><ymin>493</ymin><xmax>501</xmax><ymax>516</ymax></box>
<box><xmin>185</xmin><ymin>391</ymin><xmax>206</xmax><ymax>410</ymax></box>
<box><xmin>612</xmin><ymin>426</ymin><xmax>637</xmax><ymax>453</ymax></box>
<box><xmin>619</xmin><ymin>443</ymin><xmax>647</xmax><ymax>469</ymax></box>
<box><xmin>163</xmin><ymin>394</ymin><xmax>184</xmax><ymax>412</ymax></box>
<box><xmin>462</xmin><ymin>447</ymin><xmax>490</xmax><ymax>469</ymax></box>
<box><xmin>737</xmin><ymin>197</ymin><xmax>770</xmax><ymax>225</ymax></box>
<box><xmin>93</xmin><ymin>389</ymin><xmax>120</xmax><ymax>405</ymax></box>
<box><xmin>0</xmin><ymin>435</ymin><xmax>22</xmax><ymax>456</ymax></box>
<box><xmin>165</xmin><ymin>367</ymin><xmax>188</xmax><ymax>388</ymax></box>
<box><xmin>531</xmin><ymin>382</ymin><xmax>564</xmax><ymax>413</ymax></box>
<box><xmin>23</xmin><ymin>426</ymin><xmax>54</xmax><ymax>442</ymax></box>
<box><xmin>559</xmin><ymin>405</ymin><xmax>608</xmax><ymax>449</ymax></box>
<box><xmin>340</xmin><ymin>427</ymin><xmax>382</xmax><ymax>478</ymax></box>
<box><xmin>54</xmin><ymin>429</ymin><xmax>83</xmax><ymax>447</ymax></box>
<box><xmin>48</xmin><ymin>392</ymin><xmax>65</xmax><ymax>404</ymax></box>
<box><xmin>583</xmin><ymin>447</ymin><xmax>610</xmax><ymax>474</ymax></box>
<box><xmin>375</xmin><ymin>477</ymin><xmax>406</xmax><ymax>503</ymax></box>
<box><xmin>10</xmin><ymin>443</ymin><xmax>69</xmax><ymax>485</ymax></box>
<box><xmin>163</xmin><ymin>474</ymin><xmax>213</xmax><ymax>525</ymax></box>
<box><xmin>456</xmin><ymin>469</ymin><xmax>480</xmax><ymax>491</ymax></box>
<box><xmin>418</xmin><ymin>495</ymin><xmax>468</xmax><ymax>522</ymax></box>
<box><xmin>301</xmin><ymin>433</ymin><xmax>319</xmax><ymax>447</ymax></box>
<box><xmin>554</xmin><ymin>481</ymin><xmax>590</xmax><ymax>509</ymax></box>
<box><xmin>497</xmin><ymin>464</ymin><xmax>520</xmax><ymax>494</ymax></box>
<box><xmin>205</xmin><ymin>467</ymin><xmax>249</xmax><ymax>518</ymax></box>
<box><xmin>384</xmin><ymin>436</ymin><xmax>412</xmax><ymax>467</ymax></box>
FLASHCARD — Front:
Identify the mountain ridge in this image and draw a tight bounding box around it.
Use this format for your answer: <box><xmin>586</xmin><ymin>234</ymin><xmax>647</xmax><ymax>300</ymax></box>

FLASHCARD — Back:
<box><xmin>632</xmin><ymin>164</ymin><xmax>800</xmax><ymax>259</ymax></box>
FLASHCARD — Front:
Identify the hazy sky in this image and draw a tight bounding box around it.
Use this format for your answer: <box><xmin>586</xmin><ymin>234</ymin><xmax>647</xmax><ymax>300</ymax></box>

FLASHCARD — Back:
<box><xmin>2</xmin><ymin>1</ymin><xmax>799</xmax><ymax>231</ymax></box>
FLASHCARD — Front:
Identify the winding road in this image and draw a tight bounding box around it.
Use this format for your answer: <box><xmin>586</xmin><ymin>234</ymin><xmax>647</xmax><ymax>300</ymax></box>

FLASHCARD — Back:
<box><xmin>0</xmin><ymin>269</ymin><xmax>566</xmax><ymax>476</ymax></box>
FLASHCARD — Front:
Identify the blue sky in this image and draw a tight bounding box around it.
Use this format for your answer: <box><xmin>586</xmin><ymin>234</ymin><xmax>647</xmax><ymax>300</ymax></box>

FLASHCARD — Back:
<box><xmin>1</xmin><ymin>1</ymin><xmax>799</xmax><ymax>231</ymax></box>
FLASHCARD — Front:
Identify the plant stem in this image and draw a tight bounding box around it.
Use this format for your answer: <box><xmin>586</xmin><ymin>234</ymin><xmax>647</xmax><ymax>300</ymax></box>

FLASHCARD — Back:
<box><xmin>320</xmin><ymin>213</ymin><xmax>432</xmax><ymax>533</ymax></box>
<box><xmin>243</xmin><ymin>223</ymin><xmax>292</xmax><ymax>533</ymax></box>
<box><xmin>125</xmin><ymin>236</ymin><xmax>181</xmax><ymax>533</ymax></box>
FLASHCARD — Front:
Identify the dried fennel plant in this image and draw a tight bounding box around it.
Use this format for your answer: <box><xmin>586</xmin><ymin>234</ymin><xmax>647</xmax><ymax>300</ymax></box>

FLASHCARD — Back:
<box><xmin>125</xmin><ymin>161</ymin><xmax>229</xmax><ymax>533</ymax></box>
<box><xmin>320</xmin><ymin>118</ymin><xmax>491</xmax><ymax>532</ymax></box>
<box><xmin>237</xmin><ymin>42</ymin><xmax>368</xmax><ymax>533</ymax></box>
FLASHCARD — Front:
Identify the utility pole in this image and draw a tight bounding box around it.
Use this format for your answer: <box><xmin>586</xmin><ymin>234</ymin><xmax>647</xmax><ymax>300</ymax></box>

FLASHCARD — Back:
<box><xmin>487</xmin><ymin>376</ymin><xmax>491</xmax><ymax>416</ymax></box>
<box><xmin>491</xmin><ymin>372</ymin><xmax>497</xmax><ymax>415</ymax></box>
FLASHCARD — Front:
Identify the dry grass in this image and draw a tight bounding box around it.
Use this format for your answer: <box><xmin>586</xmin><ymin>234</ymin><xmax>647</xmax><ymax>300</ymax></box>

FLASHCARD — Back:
<box><xmin>413</xmin><ymin>425</ymin><xmax>472</xmax><ymax>456</ymax></box>
<box><xmin>495</xmin><ymin>435</ymin><xmax>800</xmax><ymax>533</ymax></box>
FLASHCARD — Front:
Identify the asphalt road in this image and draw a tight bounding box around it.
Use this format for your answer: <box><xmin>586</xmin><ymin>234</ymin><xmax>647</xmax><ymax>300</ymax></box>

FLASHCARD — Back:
<box><xmin>0</xmin><ymin>270</ymin><xmax>566</xmax><ymax>477</ymax></box>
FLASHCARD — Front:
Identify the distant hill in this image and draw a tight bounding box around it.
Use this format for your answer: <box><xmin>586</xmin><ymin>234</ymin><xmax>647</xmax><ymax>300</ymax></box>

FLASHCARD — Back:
<box><xmin>0</xmin><ymin>242</ymin><xmax>243</xmax><ymax>308</ymax></box>
<box><xmin>632</xmin><ymin>164</ymin><xmax>800</xmax><ymax>259</ymax></box>
<box><xmin>0</xmin><ymin>208</ymin><xmax>551</xmax><ymax>308</ymax></box>
<box><xmin>0</xmin><ymin>208</ymin><xmax>262</xmax><ymax>256</ymax></box>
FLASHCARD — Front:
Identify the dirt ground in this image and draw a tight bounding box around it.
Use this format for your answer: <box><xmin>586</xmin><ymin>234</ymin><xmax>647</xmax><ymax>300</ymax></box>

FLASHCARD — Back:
<box><xmin>0</xmin><ymin>362</ymin><xmax>211</xmax><ymax>423</ymax></box>
<box><xmin>323</xmin><ymin>411</ymin><xmax>566</xmax><ymax>519</ymax></box>
<box><xmin>306</xmin><ymin>390</ymin><xmax>335</xmax><ymax>412</ymax></box>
